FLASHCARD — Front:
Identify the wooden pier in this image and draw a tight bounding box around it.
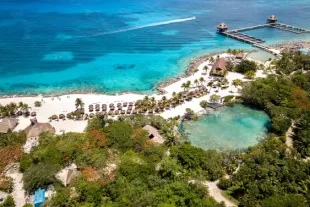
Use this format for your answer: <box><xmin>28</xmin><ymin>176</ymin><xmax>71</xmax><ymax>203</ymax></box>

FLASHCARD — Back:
<box><xmin>217</xmin><ymin>15</ymin><xmax>310</xmax><ymax>57</ymax></box>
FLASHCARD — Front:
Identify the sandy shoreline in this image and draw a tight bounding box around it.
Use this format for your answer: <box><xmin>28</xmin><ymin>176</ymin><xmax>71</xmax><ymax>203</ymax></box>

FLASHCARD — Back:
<box><xmin>0</xmin><ymin>40</ymin><xmax>308</xmax><ymax>134</ymax></box>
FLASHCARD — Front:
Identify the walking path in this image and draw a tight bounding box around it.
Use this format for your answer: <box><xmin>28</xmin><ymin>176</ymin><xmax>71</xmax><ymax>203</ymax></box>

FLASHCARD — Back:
<box><xmin>5</xmin><ymin>164</ymin><xmax>26</xmax><ymax>207</ymax></box>
<box><xmin>203</xmin><ymin>180</ymin><xmax>236</xmax><ymax>207</ymax></box>
<box><xmin>285</xmin><ymin>124</ymin><xmax>294</xmax><ymax>153</ymax></box>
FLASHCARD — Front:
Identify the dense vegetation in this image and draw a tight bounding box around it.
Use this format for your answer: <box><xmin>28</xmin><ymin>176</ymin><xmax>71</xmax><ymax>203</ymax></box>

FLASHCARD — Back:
<box><xmin>17</xmin><ymin>115</ymin><xmax>225</xmax><ymax>206</ymax></box>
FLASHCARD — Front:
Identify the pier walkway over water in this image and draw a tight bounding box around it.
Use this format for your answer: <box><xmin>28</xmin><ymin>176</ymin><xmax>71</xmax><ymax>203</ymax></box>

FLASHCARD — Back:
<box><xmin>217</xmin><ymin>15</ymin><xmax>310</xmax><ymax>57</ymax></box>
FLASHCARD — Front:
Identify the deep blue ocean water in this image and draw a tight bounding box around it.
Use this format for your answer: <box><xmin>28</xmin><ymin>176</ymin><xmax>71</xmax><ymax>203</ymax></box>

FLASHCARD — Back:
<box><xmin>184</xmin><ymin>104</ymin><xmax>270</xmax><ymax>150</ymax></box>
<box><xmin>0</xmin><ymin>0</ymin><xmax>310</xmax><ymax>95</ymax></box>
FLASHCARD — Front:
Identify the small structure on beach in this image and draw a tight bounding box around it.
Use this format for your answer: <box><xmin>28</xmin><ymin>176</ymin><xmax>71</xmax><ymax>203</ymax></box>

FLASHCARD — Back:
<box><xmin>217</xmin><ymin>22</ymin><xmax>228</xmax><ymax>33</ymax></box>
<box><xmin>267</xmin><ymin>15</ymin><xmax>277</xmax><ymax>23</ymax></box>
<box><xmin>24</xmin><ymin>118</ymin><xmax>55</xmax><ymax>138</ymax></box>
<box><xmin>210</xmin><ymin>58</ymin><xmax>227</xmax><ymax>76</ymax></box>
<box><xmin>143</xmin><ymin>125</ymin><xmax>164</xmax><ymax>144</ymax></box>
<box><xmin>0</xmin><ymin>118</ymin><xmax>18</xmax><ymax>133</ymax></box>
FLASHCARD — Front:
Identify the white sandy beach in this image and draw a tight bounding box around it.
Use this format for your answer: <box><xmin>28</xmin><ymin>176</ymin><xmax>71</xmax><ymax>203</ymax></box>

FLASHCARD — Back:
<box><xmin>0</xmin><ymin>52</ymin><xmax>269</xmax><ymax>134</ymax></box>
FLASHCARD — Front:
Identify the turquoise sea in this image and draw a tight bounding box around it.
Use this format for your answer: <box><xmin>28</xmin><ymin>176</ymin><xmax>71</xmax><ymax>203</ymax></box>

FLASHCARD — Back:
<box><xmin>0</xmin><ymin>0</ymin><xmax>310</xmax><ymax>95</ymax></box>
<box><xmin>184</xmin><ymin>105</ymin><xmax>271</xmax><ymax>151</ymax></box>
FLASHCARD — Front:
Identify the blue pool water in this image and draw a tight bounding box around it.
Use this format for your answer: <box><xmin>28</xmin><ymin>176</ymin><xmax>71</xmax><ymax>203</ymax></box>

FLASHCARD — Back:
<box><xmin>0</xmin><ymin>0</ymin><xmax>310</xmax><ymax>95</ymax></box>
<box><xmin>184</xmin><ymin>105</ymin><xmax>270</xmax><ymax>150</ymax></box>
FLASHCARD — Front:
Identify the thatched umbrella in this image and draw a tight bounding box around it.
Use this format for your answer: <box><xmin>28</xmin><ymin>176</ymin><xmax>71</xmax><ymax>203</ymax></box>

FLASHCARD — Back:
<box><xmin>117</xmin><ymin>103</ymin><xmax>122</xmax><ymax>107</ymax></box>
<box><xmin>24</xmin><ymin>111</ymin><xmax>30</xmax><ymax>117</ymax></box>
<box><xmin>89</xmin><ymin>113</ymin><xmax>94</xmax><ymax>118</ymax></box>
<box><xmin>102</xmin><ymin>107</ymin><xmax>107</xmax><ymax>112</ymax></box>
<box><xmin>155</xmin><ymin>108</ymin><xmax>160</xmax><ymax>113</ymax></box>
<box><xmin>128</xmin><ymin>106</ymin><xmax>133</xmax><ymax>110</ymax></box>
<box><xmin>89</xmin><ymin>105</ymin><xmax>94</xmax><ymax>112</ymax></box>
<box><xmin>109</xmin><ymin>103</ymin><xmax>114</xmax><ymax>108</ymax></box>
<box><xmin>121</xmin><ymin>110</ymin><xmax>126</xmax><ymax>115</ymax></box>
<box><xmin>52</xmin><ymin>115</ymin><xmax>58</xmax><ymax>120</ymax></box>
<box><xmin>84</xmin><ymin>114</ymin><xmax>88</xmax><ymax>120</ymax></box>
<box><xmin>95</xmin><ymin>104</ymin><xmax>100</xmax><ymax>111</ymax></box>
<box><xmin>110</xmin><ymin>106</ymin><xmax>115</xmax><ymax>111</ymax></box>
<box><xmin>118</xmin><ymin>106</ymin><xmax>122</xmax><ymax>110</ymax></box>
<box><xmin>31</xmin><ymin>112</ymin><xmax>36</xmax><ymax>117</ymax></box>
<box><xmin>115</xmin><ymin>110</ymin><xmax>120</xmax><ymax>115</ymax></box>
<box><xmin>126</xmin><ymin>110</ymin><xmax>131</xmax><ymax>114</ymax></box>
<box><xmin>123</xmin><ymin>102</ymin><xmax>128</xmax><ymax>107</ymax></box>
<box><xmin>17</xmin><ymin>111</ymin><xmax>23</xmax><ymax>116</ymax></box>
<box><xmin>108</xmin><ymin>111</ymin><xmax>114</xmax><ymax>116</ymax></box>
<box><xmin>59</xmin><ymin>114</ymin><xmax>65</xmax><ymax>120</ymax></box>
<box><xmin>129</xmin><ymin>102</ymin><xmax>134</xmax><ymax>106</ymax></box>
<box><xmin>102</xmin><ymin>104</ymin><xmax>107</xmax><ymax>109</ymax></box>
<box><xmin>132</xmin><ymin>110</ymin><xmax>137</xmax><ymax>114</ymax></box>
<box><xmin>148</xmin><ymin>110</ymin><xmax>153</xmax><ymax>114</ymax></box>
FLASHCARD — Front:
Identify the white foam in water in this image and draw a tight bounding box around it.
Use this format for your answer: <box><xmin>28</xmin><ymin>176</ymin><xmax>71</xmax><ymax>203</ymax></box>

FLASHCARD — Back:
<box><xmin>89</xmin><ymin>16</ymin><xmax>196</xmax><ymax>37</ymax></box>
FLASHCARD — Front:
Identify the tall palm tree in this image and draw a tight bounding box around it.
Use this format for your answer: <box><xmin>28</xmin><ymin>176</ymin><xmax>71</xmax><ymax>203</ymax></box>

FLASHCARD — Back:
<box><xmin>143</xmin><ymin>96</ymin><xmax>149</xmax><ymax>101</ymax></box>
<box><xmin>199</xmin><ymin>77</ymin><xmax>205</xmax><ymax>86</ymax></box>
<box><xmin>207</xmin><ymin>81</ymin><xmax>213</xmax><ymax>92</ymax></box>
<box><xmin>194</xmin><ymin>79</ymin><xmax>199</xmax><ymax>87</ymax></box>
<box><xmin>181</xmin><ymin>83</ymin><xmax>187</xmax><ymax>91</ymax></box>
<box><xmin>75</xmin><ymin>98</ymin><xmax>84</xmax><ymax>109</ymax></box>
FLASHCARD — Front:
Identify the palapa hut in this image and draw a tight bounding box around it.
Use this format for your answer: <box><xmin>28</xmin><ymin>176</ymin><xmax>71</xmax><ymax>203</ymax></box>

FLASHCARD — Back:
<box><xmin>88</xmin><ymin>105</ymin><xmax>94</xmax><ymax>112</ymax></box>
<box><xmin>123</xmin><ymin>102</ymin><xmax>128</xmax><ymax>107</ymax></box>
<box><xmin>129</xmin><ymin>102</ymin><xmax>134</xmax><ymax>106</ymax></box>
<box><xmin>24</xmin><ymin>118</ymin><xmax>55</xmax><ymax>138</ymax></box>
<box><xmin>108</xmin><ymin>111</ymin><xmax>114</xmax><ymax>116</ymax></box>
<box><xmin>31</xmin><ymin>112</ymin><xmax>37</xmax><ymax>117</ymax></box>
<box><xmin>236</xmin><ymin>53</ymin><xmax>245</xmax><ymax>60</ymax></box>
<box><xmin>121</xmin><ymin>110</ymin><xmax>126</xmax><ymax>115</ymax></box>
<box><xmin>267</xmin><ymin>15</ymin><xmax>277</xmax><ymax>23</ymax></box>
<box><xmin>95</xmin><ymin>104</ymin><xmax>100</xmax><ymax>111</ymax></box>
<box><xmin>217</xmin><ymin>22</ymin><xmax>228</xmax><ymax>33</ymax></box>
<box><xmin>210</xmin><ymin>58</ymin><xmax>227</xmax><ymax>76</ymax></box>
<box><xmin>56</xmin><ymin>163</ymin><xmax>79</xmax><ymax>187</ymax></box>
<box><xmin>51</xmin><ymin>115</ymin><xmax>58</xmax><ymax>120</ymax></box>
<box><xmin>143</xmin><ymin>125</ymin><xmax>164</xmax><ymax>144</ymax></box>
<box><xmin>0</xmin><ymin>118</ymin><xmax>18</xmax><ymax>133</ymax></box>
<box><xmin>59</xmin><ymin>114</ymin><xmax>65</xmax><ymax>120</ymax></box>
<box><xmin>89</xmin><ymin>113</ymin><xmax>94</xmax><ymax>118</ymax></box>
<box><xmin>126</xmin><ymin>110</ymin><xmax>131</xmax><ymax>114</ymax></box>
<box><xmin>109</xmin><ymin>103</ymin><xmax>114</xmax><ymax>108</ymax></box>
<box><xmin>114</xmin><ymin>110</ymin><xmax>119</xmax><ymax>115</ymax></box>
<box><xmin>17</xmin><ymin>111</ymin><xmax>23</xmax><ymax>116</ymax></box>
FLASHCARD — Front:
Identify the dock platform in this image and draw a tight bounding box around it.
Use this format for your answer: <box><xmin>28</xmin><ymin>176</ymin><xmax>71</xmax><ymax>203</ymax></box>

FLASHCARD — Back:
<box><xmin>217</xmin><ymin>16</ymin><xmax>310</xmax><ymax>57</ymax></box>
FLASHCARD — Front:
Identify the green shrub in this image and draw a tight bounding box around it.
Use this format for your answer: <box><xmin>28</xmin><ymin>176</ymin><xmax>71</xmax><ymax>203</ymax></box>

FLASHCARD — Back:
<box><xmin>23</xmin><ymin>163</ymin><xmax>61</xmax><ymax>192</ymax></box>
<box><xmin>34</xmin><ymin>101</ymin><xmax>42</xmax><ymax>107</ymax></box>
<box><xmin>0</xmin><ymin>195</ymin><xmax>15</xmax><ymax>207</ymax></box>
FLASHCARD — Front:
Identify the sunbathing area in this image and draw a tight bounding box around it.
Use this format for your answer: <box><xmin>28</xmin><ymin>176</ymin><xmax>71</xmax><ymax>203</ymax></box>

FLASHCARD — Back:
<box><xmin>0</xmin><ymin>51</ymin><xmax>273</xmax><ymax>134</ymax></box>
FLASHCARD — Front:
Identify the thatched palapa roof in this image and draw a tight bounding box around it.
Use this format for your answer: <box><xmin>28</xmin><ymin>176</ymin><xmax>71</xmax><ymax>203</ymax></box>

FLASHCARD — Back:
<box><xmin>24</xmin><ymin>118</ymin><xmax>55</xmax><ymax>138</ymax></box>
<box><xmin>0</xmin><ymin>118</ymin><xmax>18</xmax><ymax>133</ymax></box>
<box><xmin>143</xmin><ymin>125</ymin><xmax>164</xmax><ymax>144</ymax></box>
<box><xmin>211</xmin><ymin>58</ymin><xmax>227</xmax><ymax>76</ymax></box>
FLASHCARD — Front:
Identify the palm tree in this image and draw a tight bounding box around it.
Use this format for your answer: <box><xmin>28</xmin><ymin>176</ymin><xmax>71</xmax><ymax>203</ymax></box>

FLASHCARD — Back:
<box><xmin>181</xmin><ymin>83</ymin><xmax>187</xmax><ymax>91</ymax></box>
<box><xmin>232</xmin><ymin>79</ymin><xmax>242</xmax><ymax>88</ymax></box>
<box><xmin>207</xmin><ymin>81</ymin><xmax>213</xmax><ymax>92</ymax></box>
<box><xmin>144</xmin><ymin>96</ymin><xmax>149</xmax><ymax>101</ymax></box>
<box><xmin>162</xmin><ymin>96</ymin><xmax>167</xmax><ymax>102</ymax></box>
<box><xmin>172</xmin><ymin>92</ymin><xmax>176</xmax><ymax>97</ymax></box>
<box><xmin>186</xmin><ymin>81</ymin><xmax>191</xmax><ymax>89</ymax></box>
<box><xmin>199</xmin><ymin>77</ymin><xmax>205</xmax><ymax>86</ymax></box>
<box><xmin>75</xmin><ymin>98</ymin><xmax>84</xmax><ymax>109</ymax></box>
<box><xmin>217</xmin><ymin>82</ymin><xmax>222</xmax><ymax>91</ymax></box>
<box><xmin>21</xmin><ymin>103</ymin><xmax>29</xmax><ymax>113</ymax></box>
<box><xmin>194</xmin><ymin>79</ymin><xmax>199</xmax><ymax>87</ymax></box>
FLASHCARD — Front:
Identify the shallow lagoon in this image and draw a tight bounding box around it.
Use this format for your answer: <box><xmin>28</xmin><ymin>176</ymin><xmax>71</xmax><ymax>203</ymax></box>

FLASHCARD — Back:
<box><xmin>184</xmin><ymin>105</ymin><xmax>270</xmax><ymax>151</ymax></box>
